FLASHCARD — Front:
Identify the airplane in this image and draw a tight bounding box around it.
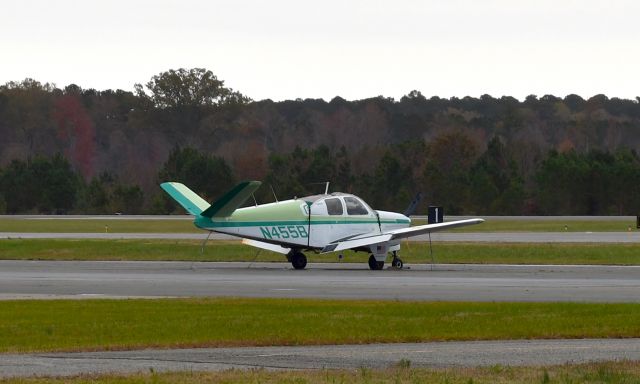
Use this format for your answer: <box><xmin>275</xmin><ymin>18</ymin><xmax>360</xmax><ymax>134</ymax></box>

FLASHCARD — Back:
<box><xmin>161</xmin><ymin>181</ymin><xmax>484</xmax><ymax>270</ymax></box>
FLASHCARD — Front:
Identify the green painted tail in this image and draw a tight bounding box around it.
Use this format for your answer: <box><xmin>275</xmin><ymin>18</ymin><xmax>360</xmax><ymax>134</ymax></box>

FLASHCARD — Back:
<box><xmin>201</xmin><ymin>181</ymin><xmax>261</xmax><ymax>218</ymax></box>
<box><xmin>161</xmin><ymin>181</ymin><xmax>262</xmax><ymax>217</ymax></box>
<box><xmin>160</xmin><ymin>182</ymin><xmax>210</xmax><ymax>216</ymax></box>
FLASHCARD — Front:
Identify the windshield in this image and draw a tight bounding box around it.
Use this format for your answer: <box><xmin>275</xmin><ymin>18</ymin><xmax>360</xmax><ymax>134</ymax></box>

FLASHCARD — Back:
<box><xmin>344</xmin><ymin>196</ymin><xmax>369</xmax><ymax>215</ymax></box>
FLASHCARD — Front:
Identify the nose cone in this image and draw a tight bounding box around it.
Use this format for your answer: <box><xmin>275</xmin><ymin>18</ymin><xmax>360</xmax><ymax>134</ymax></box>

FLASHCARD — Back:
<box><xmin>398</xmin><ymin>213</ymin><xmax>411</xmax><ymax>226</ymax></box>
<box><xmin>377</xmin><ymin>210</ymin><xmax>411</xmax><ymax>226</ymax></box>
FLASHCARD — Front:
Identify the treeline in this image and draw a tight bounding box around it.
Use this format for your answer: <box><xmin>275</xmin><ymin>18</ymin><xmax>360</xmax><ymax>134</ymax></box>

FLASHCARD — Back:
<box><xmin>261</xmin><ymin>141</ymin><xmax>640</xmax><ymax>215</ymax></box>
<box><xmin>2</xmin><ymin>144</ymin><xmax>640</xmax><ymax>215</ymax></box>
<box><xmin>0</xmin><ymin>155</ymin><xmax>144</xmax><ymax>214</ymax></box>
<box><xmin>3</xmin><ymin>68</ymin><xmax>640</xmax><ymax>215</ymax></box>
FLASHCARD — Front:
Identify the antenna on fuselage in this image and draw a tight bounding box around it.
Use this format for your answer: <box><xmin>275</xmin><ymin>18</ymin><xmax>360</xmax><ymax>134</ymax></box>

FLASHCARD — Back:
<box><xmin>270</xmin><ymin>184</ymin><xmax>279</xmax><ymax>202</ymax></box>
<box><xmin>251</xmin><ymin>193</ymin><xmax>258</xmax><ymax>206</ymax></box>
<box><xmin>325</xmin><ymin>182</ymin><xmax>330</xmax><ymax>194</ymax></box>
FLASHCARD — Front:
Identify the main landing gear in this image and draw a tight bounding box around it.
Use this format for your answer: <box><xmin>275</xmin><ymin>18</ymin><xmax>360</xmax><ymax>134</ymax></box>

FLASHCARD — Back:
<box><xmin>287</xmin><ymin>250</ymin><xmax>307</xmax><ymax>270</ymax></box>
<box><xmin>368</xmin><ymin>255</ymin><xmax>384</xmax><ymax>270</ymax></box>
<box><xmin>368</xmin><ymin>251</ymin><xmax>403</xmax><ymax>271</ymax></box>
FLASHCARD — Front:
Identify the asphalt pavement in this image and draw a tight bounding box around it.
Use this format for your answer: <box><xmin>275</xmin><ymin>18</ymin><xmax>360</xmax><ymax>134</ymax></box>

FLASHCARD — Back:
<box><xmin>1</xmin><ymin>338</ymin><xmax>639</xmax><ymax>377</ymax></box>
<box><xmin>0</xmin><ymin>261</ymin><xmax>638</xmax><ymax>302</ymax></box>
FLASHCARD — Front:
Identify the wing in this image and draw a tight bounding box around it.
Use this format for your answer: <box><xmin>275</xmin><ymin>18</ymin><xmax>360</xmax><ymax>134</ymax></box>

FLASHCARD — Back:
<box><xmin>386</xmin><ymin>218</ymin><xmax>485</xmax><ymax>240</ymax></box>
<box><xmin>320</xmin><ymin>234</ymin><xmax>393</xmax><ymax>253</ymax></box>
<box><xmin>242</xmin><ymin>239</ymin><xmax>291</xmax><ymax>254</ymax></box>
<box><xmin>319</xmin><ymin>218</ymin><xmax>484</xmax><ymax>253</ymax></box>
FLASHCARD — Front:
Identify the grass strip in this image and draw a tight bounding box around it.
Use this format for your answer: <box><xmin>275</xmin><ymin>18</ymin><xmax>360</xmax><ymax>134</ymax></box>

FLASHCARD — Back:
<box><xmin>0</xmin><ymin>298</ymin><xmax>639</xmax><ymax>353</ymax></box>
<box><xmin>1</xmin><ymin>239</ymin><xmax>640</xmax><ymax>265</ymax></box>
<box><xmin>2</xmin><ymin>361</ymin><xmax>640</xmax><ymax>384</ymax></box>
<box><xmin>1</xmin><ymin>218</ymin><xmax>638</xmax><ymax>233</ymax></box>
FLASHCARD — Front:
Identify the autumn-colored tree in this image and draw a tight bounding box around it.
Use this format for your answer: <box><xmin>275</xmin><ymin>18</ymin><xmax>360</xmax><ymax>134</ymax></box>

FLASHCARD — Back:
<box><xmin>52</xmin><ymin>90</ymin><xmax>96</xmax><ymax>179</ymax></box>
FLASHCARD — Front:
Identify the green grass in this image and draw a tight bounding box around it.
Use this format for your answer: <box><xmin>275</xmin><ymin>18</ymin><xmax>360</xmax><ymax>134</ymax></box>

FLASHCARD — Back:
<box><xmin>1</xmin><ymin>239</ymin><xmax>640</xmax><ymax>265</ymax></box>
<box><xmin>3</xmin><ymin>362</ymin><xmax>640</xmax><ymax>383</ymax></box>
<box><xmin>1</xmin><ymin>217</ymin><xmax>638</xmax><ymax>233</ymax></box>
<box><xmin>0</xmin><ymin>239</ymin><xmax>248</xmax><ymax>261</ymax></box>
<box><xmin>0</xmin><ymin>298</ymin><xmax>639</xmax><ymax>353</ymax></box>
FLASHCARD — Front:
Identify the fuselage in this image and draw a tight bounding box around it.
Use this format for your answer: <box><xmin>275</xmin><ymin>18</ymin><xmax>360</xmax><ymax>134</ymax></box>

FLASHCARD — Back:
<box><xmin>194</xmin><ymin>193</ymin><xmax>410</xmax><ymax>250</ymax></box>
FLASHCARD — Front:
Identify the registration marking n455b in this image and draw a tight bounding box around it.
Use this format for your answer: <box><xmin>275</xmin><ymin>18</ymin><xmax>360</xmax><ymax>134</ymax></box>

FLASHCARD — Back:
<box><xmin>260</xmin><ymin>225</ymin><xmax>308</xmax><ymax>239</ymax></box>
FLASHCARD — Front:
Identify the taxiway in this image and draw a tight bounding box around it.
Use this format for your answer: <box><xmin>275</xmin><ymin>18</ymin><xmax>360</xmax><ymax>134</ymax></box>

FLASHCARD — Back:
<box><xmin>1</xmin><ymin>338</ymin><xmax>639</xmax><ymax>377</ymax></box>
<box><xmin>0</xmin><ymin>261</ymin><xmax>637</xmax><ymax>302</ymax></box>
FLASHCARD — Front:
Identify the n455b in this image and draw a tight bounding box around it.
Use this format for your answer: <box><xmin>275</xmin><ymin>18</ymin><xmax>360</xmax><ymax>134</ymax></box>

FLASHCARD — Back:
<box><xmin>260</xmin><ymin>225</ymin><xmax>308</xmax><ymax>239</ymax></box>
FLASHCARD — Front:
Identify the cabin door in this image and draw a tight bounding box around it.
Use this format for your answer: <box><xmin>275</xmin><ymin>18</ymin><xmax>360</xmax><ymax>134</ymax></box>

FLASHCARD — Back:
<box><xmin>309</xmin><ymin>197</ymin><xmax>345</xmax><ymax>248</ymax></box>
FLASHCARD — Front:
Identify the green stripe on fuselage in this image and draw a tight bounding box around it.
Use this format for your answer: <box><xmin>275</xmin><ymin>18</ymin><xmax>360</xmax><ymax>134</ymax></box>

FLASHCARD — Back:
<box><xmin>194</xmin><ymin>217</ymin><xmax>409</xmax><ymax>229</ymax></box>
<box><xmin>192</xmin><ymin>198</ymin><xmax>409</xmax><ymax>230</ymax></box>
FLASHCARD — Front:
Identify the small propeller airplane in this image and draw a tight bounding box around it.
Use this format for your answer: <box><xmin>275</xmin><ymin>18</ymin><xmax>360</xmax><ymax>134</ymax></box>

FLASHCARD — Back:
<box><xmin>161</xmin><ymin>181</ymin><xmax>484</xmax><ymax>270</ymax></box>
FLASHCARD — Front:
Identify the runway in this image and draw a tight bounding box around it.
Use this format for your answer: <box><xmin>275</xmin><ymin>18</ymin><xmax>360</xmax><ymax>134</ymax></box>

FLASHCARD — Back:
<box><xmin>1</xmin><ymin>338</ymin><xmax>639</xmax><ymax>377</ymax></box>
<box><xmin>3</xmin><ymin>231</ymin><xmax>640</xmax><ymax>242</ymax></box>
<box><xmin>0</xmin><ymin>261</ymin><xmax>638</xmax><ymax>302</ymax></box>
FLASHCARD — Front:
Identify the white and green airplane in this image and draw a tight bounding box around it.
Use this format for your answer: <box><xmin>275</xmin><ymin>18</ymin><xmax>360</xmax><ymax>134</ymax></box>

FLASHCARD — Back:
<box><xmin>161</xmin><ymin>181</ymin><xmax>483</xmax><ymax>270</ymax></box>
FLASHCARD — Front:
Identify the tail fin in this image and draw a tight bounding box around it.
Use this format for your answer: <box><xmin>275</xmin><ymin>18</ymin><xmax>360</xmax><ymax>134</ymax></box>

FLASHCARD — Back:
<box><xmin>161</xmin><ymin>180</ymin><xmax>262</xmax><ymax>217</ymax></box>
<box><xmin>201</xmin><ymin>181</ymin><xmax>261</xmax><ymax>218</ymax></box>
<box><xmin>160</xmin><ymin>182</ymin><xmax>210</xmax><ymax>216</ymax></box>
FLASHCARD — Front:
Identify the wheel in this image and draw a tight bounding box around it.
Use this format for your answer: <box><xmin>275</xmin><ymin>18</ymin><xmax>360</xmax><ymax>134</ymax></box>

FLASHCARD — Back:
<box><xmin>291</xmin><ymin>251</ymin><xmax>307</xmax><ymax>270</ymax></box>
<box><xmin>392</xmin><ymin>257</ymin><xmax>403</xmax><ymax>269</ymax></box>
<box><xmin>368</xmin><ymin>254</ymin><xmax>384</xmax><ymax>270</ymax></box>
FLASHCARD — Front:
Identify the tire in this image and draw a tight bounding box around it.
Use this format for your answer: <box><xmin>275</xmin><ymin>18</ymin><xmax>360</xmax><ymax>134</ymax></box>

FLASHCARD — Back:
<box><xmin>368</xmin><ymin>254</ymin><xmax>384</xmax><ymax>270</ymax></box>
<box><xmin>392</xmin><ymin>258</ymin><xmax>403</xmax><ymax>269</ymax></box>
<box><xmin>291</xmin><ymin>251</ymin><xmax>307</xmax><ymax>270</ymax></box>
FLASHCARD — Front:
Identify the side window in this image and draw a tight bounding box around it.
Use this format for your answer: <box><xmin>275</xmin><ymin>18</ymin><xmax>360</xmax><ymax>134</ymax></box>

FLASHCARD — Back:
<box><xmin>325</xmin><ymin>198</ymin><xmax>343</xmax><ymax>215</ymax></box>
<box><xmin>344</xmin><ymin>197</ymin><xmax>369</xmax><ymax>215</ymax></box>
<box><xmin>310</xmin><ymin>201</ymin><xmax>328</xmax><ymax>216</ymax></box>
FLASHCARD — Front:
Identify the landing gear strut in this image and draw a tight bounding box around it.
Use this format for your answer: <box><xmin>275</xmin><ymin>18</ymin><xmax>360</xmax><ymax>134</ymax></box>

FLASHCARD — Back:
<box><xmin>391</xmin><ymin>251</ymin><xmax>403</xmax><ymax>269</ymax></box>
<box><xmin>288</xmin><ymin>250</ymin><xmax>307</xmax><ymax>270</ymax></box>
<box><xmin>368</xmin><ymin>254</ymin><xmax>384</xmax><ymax>270</ymax></box>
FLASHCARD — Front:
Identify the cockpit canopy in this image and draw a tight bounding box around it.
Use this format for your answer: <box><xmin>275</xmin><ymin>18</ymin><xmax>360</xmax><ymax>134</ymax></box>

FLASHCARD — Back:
<box><xmin>305</xmin><ymin>193</ymin><xmax>374</xmax><ymax>216</ymax></box>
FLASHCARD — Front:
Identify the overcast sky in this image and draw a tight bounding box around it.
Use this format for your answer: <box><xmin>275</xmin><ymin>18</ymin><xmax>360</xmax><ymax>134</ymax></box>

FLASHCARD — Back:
<box><xmin>2</xmin><ymin>0</ymin><xmax>639</xmax><ymax>101</ymax></box>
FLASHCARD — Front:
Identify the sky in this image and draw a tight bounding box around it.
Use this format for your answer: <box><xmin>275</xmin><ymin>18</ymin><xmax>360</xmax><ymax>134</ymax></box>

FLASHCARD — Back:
<box><xmin>2</xmin><ymin>0</ymin><xmax>639</xmax><ymax>101</ymax></box>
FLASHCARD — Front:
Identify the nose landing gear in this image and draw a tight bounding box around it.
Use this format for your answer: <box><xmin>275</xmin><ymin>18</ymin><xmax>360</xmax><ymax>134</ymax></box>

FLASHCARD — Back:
<box><xmin>391</xmin><ymin>251</ymin><xmax>403</xmax><ymax>269</ymax></box>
